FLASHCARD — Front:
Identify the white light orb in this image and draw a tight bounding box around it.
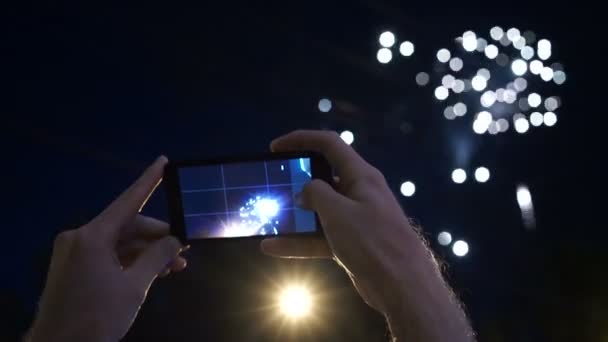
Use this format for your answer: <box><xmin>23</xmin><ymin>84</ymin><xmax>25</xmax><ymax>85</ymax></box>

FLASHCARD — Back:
<box><xmin>438</xmin><ymin>231</ymin><xmax>452</xmax><ymax>246</ymax></box>
<box><xmin>471</xmin><ymin>75</ymin><xmax>487</xmax><ymax>91</ymax></box>
<box><xmin>377</xmin><ymin>48</ymin><xmax>392</xmax><ymax>64</ymax></box>
<box><xmin>318</xmin><ymin>98</ymin><xmax>332</xmax><ymax>113</ymax></box>
<box><xmin>477</xmin><ymin>68</ymin><xmax>491</xmax><ymax>80</ymax></box>
<box><xmin>511</xmin><ymin>59</ymin><xmax>528</xmax><ymax>76</ymax></box>
<box><xmin>504</xmin><ymin>89</ymin><xmax>517</xmax><ymax>104</ymax></box>
<box><xmin>513</xmin><ymin>36</ymin><xmax>526</xmax><ymax>50</ymax></box>
<box><xmin>485</xmin><ymin>44</ymin><xmax>499</xmax><ymax>59</ymax></box>
<box><xmin>256</xmin><ymin>198</ymin><xmax>280</xmax><ymax>219</ymax></box>
<box><xmin>544</xmin><ymin>97</ymin><xmax>559</xmax><ymax>111</ymax></box>
<box><xmin>437</xmin><ymin>49</ymin><xmax>451</xmax><ymax>63</ymax></box>
<box><xmin>400</xmin><ymin>41</ymin><xmax>415</xmax><ymax>56</ymax></box>
<box><xmin>449</xmin><ymin>57</ymin><xmax>464</xmax><ymax>72</ymax></box>
<box><xmin>497</xmin><ymin>118</ymin><xmax>509</xmax><ymax>132</ymax></box>
<box><xmin>488</xmin><ymin>121</ymin><xmax>499</xmax><ymax>135</ymax></box>
<box><xmin>521</xmin><ymin>46</ymin><xmax>534</xmax><ymax>60</ymax></box>
<box><xmin>473</xmin><ymin>119</ymin><xmax>488</xmax><ymax>134</ymax></box>
<box><xmin>530</xmin><ymin>60</ymin><xmax>543</xmax><ymax>75</ymax></box>
<box><xmin>435</xmin><ymin>86</ymin><xmax>449</xmax><ymax>100</ymax></box>
<box><xmin>340</xmin><ymin>130</ymin><xmax>354</xmax><ymax>145</ymax></box>
<box><xmin>480</xmin><ymin>90</ymin><xmax>497</xmax><ymax>108</ymax></box>
<box><xmin>452</xmin><ymin>240</ymin><xmax>469</xmax><ymax>257</ymax></box>
<box><xmin>453</xmin><ymin>80</ymin><xmax>465</xmax><ymax>93</ymax></box>
<box><xmin>415</xmin><ymin>72</ymin><xmax>430</xmax><ymax>86</ymax></box>
<box><xmin>474</xmin><ymin>167</ymin><xmax>490</xmax><ymax>183</ymax></box>
<box><xmin>537</xmin><ymin>39</ymin><xmax>552</xmax><ymax>60</ymax></box>
<box><xmin>490</xmin><ymin>26</ymin><xmax>504</xmax><ymax>40</ymax></box>
<box><xmin>462</xmin><ymin>31</ymin><xmax>478</xmax><ymax>52</ymax></box>
<box><xmin>507</xmin><ymin>28</ymin><xmax>521</xmax><ymax>41</ymax></box>
<box><xmin>543</xmin><ymin>112</ymin><xmax>557</xmax><ymax>126</ymax></box>
<box><xmin>476</xmin><ymin>38</ymin><xmax>488</xmax><ymax>52</ymax></box>
<box><xmin>279</xmin><ymin>286</ymin><xmax>312</xmax><ymax>318</ymax></box>
<box><xmin>528</xmin><ymin>93</ymin><xmax>542</xmax><ymax>107</ymax></box>
<box><xmin>514</xmin><ymin>118</ymin><xmax>530</xmax><ymax>133</ymax></box>
<box><xmin>529</xmin><ymin>112</ymin><xmax>544</xmax><ymax>126</ymax></box>
<box><xmin>518</xmin><ymin>98</ymin><xmax>531</xmax><ymax>111</ymax></box>
<box><xmin>379</xmin><ymin>31</ymin><xmax>396</xmax><ymax>47</ymax></box>
<box><xmin>400</xmin><ymin>181</ymin><xmax>416</xmax><ymax>197</ymax></box>
<box><xmin>540</xmin><ymin>67</ymin><xmax>554</xmax><ymax>82</ymax></box>
<box><xmin>442</xmin><ymin>74</ymin><xmax>456</xmax><ymax>88</ymax></box>
<box><xmin>451</xmin><ymin>168</ymin><xmax>467</xmax><ymax>183</ymax></box>
<box><xmin>496</xmin><ymin>88</ymin><xmax>505</xmax><ymax>102</ymax></box>
<box><xmin>516</xmin><ymin>186</ymin><xmax>532</xmax><ymax>208</ymax></box>
<box><xmin>454</xmin><ymin>102</ymin><xmax>467</xmax><ymax>116</ymax></box>
<box><xmin>444</xmin><ymin>106</ymin><xmax>456</xmax><ymax>120</ymax></box>
<box><xmin>553</xmin><ymin>70</ymin><xmax>566</xmax><ymax>85</ymax></box>
<box><xmin>514</xmin><ymin>77</ymin><xmax>528</xmax><ymax>92</ymax></box>
<box><xmin>496</xmin><ymin>53</ymin><xmax>509</xmax><ymax>66</ymax></box>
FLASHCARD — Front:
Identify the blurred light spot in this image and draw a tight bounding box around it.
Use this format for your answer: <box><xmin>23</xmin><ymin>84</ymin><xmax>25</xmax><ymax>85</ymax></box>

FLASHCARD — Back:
<box><xmin>528</xmin><ymin>93</ymin><xmax>542</xmax><ymax>107</ymax></box>
<box><xmin>438</xmin><ymin>232</ymin><xmax>452</xmax><ymax>246</ymax></box>
<box><xmin>499</xmin><ymin>35</ymin><xmax>511</xmax><ymax>46</ymax></box>
<box><xmin>511</xmin><ymin>59</ymin><xmax>528</xmax><ymax>76</ymax></box>
<box><xmin>400</xmin><ymin>181</ymin><xmax>416</xmax><ymax>197</ymax></box>
<box><xmin>480</xmin><ymin>90</ymin><xmax>497</xmax><ymax>107</ymax></box>
<box><xmin>513</xmin><ymin>36</ymin><xmax>526</xmax><ymax>50</ymax></box>
<box><xmin>463</xmin><ymin>79</ymin><xmax>472</xmax><ymax>92</ymax></box>
<box><xmin>340</xmin><ymin>130</ymin><xmax>354</xmax><ymax>145</ymax></box>
<box><xmin>551</xmin><ymin>62</ymin><xmax>564</xmax><ymax>71</ymax></box>
<box><xmin>537</xmin><ymin>39</ymin><xmax>552</xmax><ymax>60</ymax></box>
<box><xmin>541</xmin><ymin>67</ymin><xmax>554</xmax><ymax>82</ymax></box>
<box><xmin>488</xmin><ymin>121</ymin><xmax>499</xmax><ymax>135</ymax></box>
<box><xmin>452</xmin><ymin>240</ymin><xmax>469</xmax><ymax>257</ymax></box>
<box><xmin>504</xmin><ymin>89</ymin><xmax>517</xmax><ymax>104</ymax></box>
<box><xmin>517</xmin><ymin>186</ymin><xmax>532</xmax><ymax>207</ymax></box>
<box><xmin>523</xmin><ymin>30</ymin><xmax>536</xmax><ymax>44</ymax></box>
<box><xmin>379</xmin><ymin>31</ymin><xmax>396</xmax><ymax>47</ymax></box>
<box><xmin>544</xmin><ymin>112</ymin><xmax>557</xmax><ymax>126</ymax></box>
<box><xmin>454</xmin><ymin>102</ymin><xmax>467</xmax><ymax>116</ymax></box>
<box><xmin>477</xmin><ymin>68</ymin><xmax>491</xmax><ymax>80</ymax></box>
<box><xmin>449</xmin><ymin>57</ymin><xmax>464</xmax><ymax>72</ymax></box>
<box><xmin>518</xmin><ymin>98</ymin><xmax>531</xmax><ymax>111</ymax></box>
<box><xmin>476</xmin><ymin>38</ymin><xmax>488</xmax><ymax>52</ymax></box>
<box><xmin>442</xmin><ymin>74</ymin><xmax>456</xmax><ymax>88</ymax></box>
<box><xmin>474</xmin><ymin>167</ymin><xmax>490</xmax><ymax>183</ymax></box>
<box><xmin>514</xmin><ymin>77</ymin><xmax>528</xmax><ymax>92</ymax></box>
<box><xmin>554</xmin><ymin>71</ymin><xmax>568</xmax><ymax>84</ymax></box>
<box><xmin>279</xmin><ymin>286</ymin><xmax>312</xmax><ymax>318</ymax></box>
<box><xmin>318</xmin><ymin>98</ymin><xmax>332</xmax><ymax>113</ymax></box>
<box><xmin>435</xmin><ymin>86</ymin><xmax>449</xmax><ymax>100</ymax></box>
<box><xmin>496</xmin><ymin>53</ymin><xmax>509</xmax><ymax>66</ymax></box>
<box><xmin>497</xmin><ymin>118</ymin><xmax>509</xmax><ymax>132</ymax></box>
<box><xmin>530</xmin><ymin>112</ymin><xmax>544</xmax><ymax>126</ymax></box>
<box><xmin>496</xmin><ymin>88</ymin><xmax>505</xmax><ymax>102</ymax></box>
<box><xmin>530</xmin><ymin>60</ymin><xmax>543</xmax><ymax>75</ymax></box>
<box><xmin>453</xmin><ymin>79</ymin><xmax>465</xmax><ymax>93</ymax></box>
<box><xmin>415</xmin><ymin>72</ymin><xmax>430</xmax><ymax>86</ymax></box>
<box><xmin>471</xmin><ymin>75</ymin><xmax>487</xmax><ymax>91</ymax></box>
<box><xmin>444</xmin><ymin>106</ymin><xmax>456</xmax><ymax>120</ymax></box>
<box><xmin>507</xmin><ymin>28</ymin><xmax>521</xmax><ymax>41</ymax></box>
<box><xmin>521</xmin><ymin>46</ymin><xmax>534</xmax><ymax>60</ymax></box>
<box><xmin>514</xmin><ymin>117</ymin><xmax>530</xmax><ymax>133</ymax></box>
<box><xmin>400</xmin><ymin>41</ymin><xmax>415</xmax><ymax>56</ymax></box>
<box><xmin>490</xmin><ymin>26</ymin><xmax>504</xmax><ymax>40</ymax></box>
<box><xmin>377</xmin><ymin>48</ymin><xmax>392</xmax><ymax>63</ymax></box>
<box><xmin>485</xmin><ymin>44</ymin><xmax>499</xmax><ymax>59</ymax></box>
<box><xmin>544</xmin><ymin>97</ymin><xmax>559</xmax><ymax>111</ymax></box>
<box><xmin>462</xmin><ymin>31</ymin><xmax>478</xmax><ymax>52</ymax></box>
<box><xmin>437</xmin><ymin>49</ymin><xmax>451</xmax><ymax>63</ymax></box>
<box><xmin>517</xmin><ymin>185</ymin><xmax>536</xmax><ymax>229</ymax></box>
<box><xmin>451</xmin><ymin>168</ymin><xmax>467</xmax><ymax>184</ymax></box>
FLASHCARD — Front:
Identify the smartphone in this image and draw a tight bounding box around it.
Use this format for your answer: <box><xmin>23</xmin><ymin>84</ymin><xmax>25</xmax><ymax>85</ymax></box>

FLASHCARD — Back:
<box><xmin>164</xmin><ymin>152</ymin><xmax>332</xmax><ymax>242</ymax></box>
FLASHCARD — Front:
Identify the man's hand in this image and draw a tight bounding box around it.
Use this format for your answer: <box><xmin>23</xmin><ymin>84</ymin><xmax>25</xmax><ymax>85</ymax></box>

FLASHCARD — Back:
<box><xmin>261</xmin><ymin>130</ymin><xmax>474</xmax><ymax>341</ymax></box>
<box><xmin>27</xmin><ymin>156</ymin><xmax>188</xmax><ymax>342</ymax></box>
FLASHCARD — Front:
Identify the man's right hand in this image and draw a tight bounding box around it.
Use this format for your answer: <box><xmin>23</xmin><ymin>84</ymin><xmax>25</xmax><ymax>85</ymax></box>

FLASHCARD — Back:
<box><xmin>261</xmin><ymin>130</ymin><xmax>474</xmax><ymax>341</ymax></box>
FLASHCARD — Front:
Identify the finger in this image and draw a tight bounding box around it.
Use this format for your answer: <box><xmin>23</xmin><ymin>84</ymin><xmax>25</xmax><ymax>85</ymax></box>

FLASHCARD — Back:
<box><xmin>298</xmin><ymin>179</ymin><xmax>354</xmax><ymax>222</ymax></box>
<box><xmin>170</xmin><ymin>257</ymin><xmax>187</xmax><ymax>272</ymax></box>
<box><xmin>260</xmin><ymin>237</ymin><xmax>332</xmax><ymax>258</ymax></box>
<box><xmin>128</xmin><ymin>236</ymin><xmax>182</xmax><ymax>288</ymax></box>
<box><xmin>95</xmin><ymin>156</ymin><xmax>168</xmax><ymax>240</ymax></box>
<box><xmin>121</xmin><ymin>215</ymin><xmax>170</xmax><ymax>242</ymax></box>
<box><xmin>158</xmin><ymin>268</ymin><xmax>171</xmax><ymax>278</ymax></box>
<box><xmin>270</xmin><ymin>130</ymin><xmax>372</xmax><ymax>184</ymax></box>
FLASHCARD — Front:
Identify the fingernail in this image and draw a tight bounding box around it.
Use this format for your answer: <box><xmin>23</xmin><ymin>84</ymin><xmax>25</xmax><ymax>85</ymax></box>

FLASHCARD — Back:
<box><xmin>294</xmin><ymin>192</ymin><xmax>303</xmax><ymax>207</ymax></box>
<box><xmin>157</xmin><ymin>155</ymin><xmax>168</xmax><ymax>164</ymax></box>
<box><xmin>180</xmin><ymin>245</ymin><xmax>191</xmax><ymax>253</ymax></box>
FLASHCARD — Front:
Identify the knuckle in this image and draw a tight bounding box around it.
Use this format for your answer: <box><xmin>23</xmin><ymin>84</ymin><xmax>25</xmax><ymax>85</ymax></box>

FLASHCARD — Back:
<box><xmin>362</xmin><ymin>166</ymin><xmax>386</xmax><ymax>185</ymax></box>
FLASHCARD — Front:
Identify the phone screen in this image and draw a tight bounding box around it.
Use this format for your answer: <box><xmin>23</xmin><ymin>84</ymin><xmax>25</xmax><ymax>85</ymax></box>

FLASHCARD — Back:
<box><xmin>176</xmin><ymin>157</ymin><xmax>316</xmax><ymax>239</ymax></box>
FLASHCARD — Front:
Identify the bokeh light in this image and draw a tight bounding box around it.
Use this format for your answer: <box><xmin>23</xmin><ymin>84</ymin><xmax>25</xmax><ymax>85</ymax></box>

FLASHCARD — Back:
<box><xmin>452</xmin><ymin>240</ymin><xmax>469</xmax><ymax>257</ymax></box>
<box><xmin>476</xmin><ymin>37</ymin><xmax>488</xmax><ymax>52</ymax></box>
<box><xmin>497</xmin><ymin>118</ymin><xmax>509</xmax><ymax>132</ymax></box>
<box><xmin>528</xmin><ymin>93</ymin><xmax>542</xmax><ymax>107</ymax></box>
<box><xmin>438</xmin><ymin>231</ymin><xmax>452</xmax><ymax>246</ymax></box>
<box><xmin>490</xmin><ymin>26</ymin><xmax>504</xmax><ymax>40</ymax></box>
<box><xmin>340</xmin><ymin>130</ymin><xmax>354</xmax><ymax>145</ymax></box>
<box><xmin>435</xmin><ymin>86</ymin><xmax>449</xmax><ymax>100</ymax></box>
<box><xmin>453</xmin><ymin>80</ymin><xmax>465</xmax><ymax>93</ymax></box>
<box><xmin>442</xmin><ymin>74</ymin><xmax>456</xmax><ymax>88</ymax></box>
<box><xmin>437</xmin><ymin>48</ymin><xmax>451</xmax><ymax>63</ymax></box>
<box><xmin>400</xmin><ymin>181</ymin><xmax>416</xmax><ymax>197</ymax></box>
<box><xmin>514</xmin><ymin>77</ymin><xmax>528</xmax><ymax>92</ymax></box>
<box><xmin>474</xmin><ymin>167</ymin><xmax>490</xmax><ymax>183</ymax></box>
<box><xmin>462</xmin><ymin>31</ymin><xmax>478</xmax><ymax>52</ymax></box>
<box><xmin>400</xmin><ymin>41</ymin><xmax>415</xmax><ymax>56</ymax></box>
<box><xmin>477</xmin><ymin>68</ymin><xmax>491</xmax><ymax>80</ymax></box>
<box><xmin>530</xmin><ymin>60</ymin><xmax>543</xmax><ymax>75</ymax></box>
<box><xmin>530</xmin><ymin>112</ymin><xmax>544</xmax><ymax>126</ymax></box>
<box><xmin>513</xmin><ymin>36</ymin><xmax>526</xmax><ymax>50</ymax></box>
<box><xmin>553</xmin><ymin>70</ymin><xmax>566</xmax><ymax>85</ymax></box>
<box><xmin>537</xmin><ymin>39</ymin><xmax>552</xmax><ymax>60</ymax></box>
<box><xmin>449</xmin><ymin>57</ymin><xmax>464</xmax><ymax>72</ymax></box>
<box><xmin>496</xmin><ymin>53</ymin><xmax>509</xmax><ymax>66</ymax></box>
<box><xmin>379</xmin><ymin>31</ymin><xmax>396</xmax><ymax>47</ymax></box>
<box><xmin>480</xmin><ymin>90</ymin><xmax>497</xmax><ymax>107</ymax></box>
<box><xmin>485</xmin><ymin>44</ymin><xmax>499</xmax><ymax>59</ymax></box>
<box><xmin>416</xmin><ymin>72</ymin><xmax>430</xmax><ymax>86</ymax></box>
<box><xmin>377</xmin><ymin>48</ymin><xmax>392</xmax><ymax>63</ymax></box>
<box><xmin>540</xmin><ymin>67</ymin><xmax>554</xmax><ymax>82</ymax></box>
<box><xmin>543</xmin><ymin>111</ymin><xmax>557</xmax><ymax>126</ymax></box>
<box><xmin>318</xmin><ymin>98</ymin><xmax>332</xmax><ymax>113</ymax></box>
<box><xmin>454</xmin><ymin>102</ymin><xmax>467</xmax><ymax>116</ymax></box>
<box><xmin>471</xmin><ymin>75</ymin><xmax>487</xmax><ymax>91</ymax></box>
<box><xmin>507</xmin><ymin>28</ymin><xmax>521</xmax><ymax>42</ymax></box>
<box><xmin>511</xmin><ymin>59</ymin><xmax>528</xmax><ymax>76</ymax></box>
<box><xmin>521</xmin><ymin>46</ymin><xmax>535</xmax><ymax>60</ymax></box>
<box><xmin>452</xmin><ymin>168</ymin><xmax>467</xmax><ymax>184</ymax></box>
<box><xmin>544</xmin><ymin>97</ymin><xmax>559</xmax><ymax>111</ymax></box>
<box><xmin>514</xmin><ymin>117</ymin><xmax>530</xmax><ymax>133</ymax></box>
<box><xmin>279</xmin><ymin>285</ymin><xmax>312</xmax><ymax>318</ymax></box>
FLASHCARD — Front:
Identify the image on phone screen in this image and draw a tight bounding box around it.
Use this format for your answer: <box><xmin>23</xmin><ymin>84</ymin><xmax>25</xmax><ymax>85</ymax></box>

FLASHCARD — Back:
<box><xmin>177</xmin><ymin>158</ymin><xmax>315</xmax><ymax>239</ymax></box>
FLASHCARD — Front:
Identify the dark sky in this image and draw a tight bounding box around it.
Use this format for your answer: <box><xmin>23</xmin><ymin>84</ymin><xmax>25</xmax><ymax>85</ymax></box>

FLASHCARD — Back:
<box><xmin>0</xmin><ymin>1</ymin><xmax>602</xmax><ymax>341</ymax></box>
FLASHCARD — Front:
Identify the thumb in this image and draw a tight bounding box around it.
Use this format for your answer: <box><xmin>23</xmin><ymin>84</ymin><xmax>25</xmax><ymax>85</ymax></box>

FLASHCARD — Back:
<box><xmin>128</xmin><ymin>236</ymin><xmax>182</xmax><ymax>288</ymax></box>
<box><xmin>297</xmin><ymin>179</ymin><xmax>352</xmax><ymax>224</ymax></box>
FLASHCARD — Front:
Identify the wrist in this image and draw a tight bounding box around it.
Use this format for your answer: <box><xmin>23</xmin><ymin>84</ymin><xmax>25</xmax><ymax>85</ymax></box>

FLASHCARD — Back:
<box><xmin>27</xmin><ymin>317</ymin><xmax>109</xmax><ymax>342</ymax></box>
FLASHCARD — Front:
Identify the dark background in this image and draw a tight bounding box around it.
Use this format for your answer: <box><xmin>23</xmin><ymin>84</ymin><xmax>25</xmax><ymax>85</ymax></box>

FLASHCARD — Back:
<box><xmin>0</xmin><ymin>1</ymin><xmax>603</xmax><ymax>341</ymax></box>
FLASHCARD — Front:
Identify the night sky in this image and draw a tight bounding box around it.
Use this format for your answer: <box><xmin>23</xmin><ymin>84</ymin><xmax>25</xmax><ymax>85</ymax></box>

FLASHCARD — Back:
<box><xmin>0</xmin><ymin>1</ymin><xmax>602</xmax><ymax>341</ymax></box>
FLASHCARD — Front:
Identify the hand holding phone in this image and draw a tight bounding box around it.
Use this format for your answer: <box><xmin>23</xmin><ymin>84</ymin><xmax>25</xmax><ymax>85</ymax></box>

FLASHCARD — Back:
<box><xmin>164</xmin><ymin>152</ymin><xmax>332</xmax><ymax>242</ymax></box>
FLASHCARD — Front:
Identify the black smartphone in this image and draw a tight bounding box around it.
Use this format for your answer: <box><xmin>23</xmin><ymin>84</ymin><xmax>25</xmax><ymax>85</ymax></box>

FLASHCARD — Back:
<box><xmin>164</xmin><ymin>152</ymin><xmax>332</xmax><ymax>243</ymax></box>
